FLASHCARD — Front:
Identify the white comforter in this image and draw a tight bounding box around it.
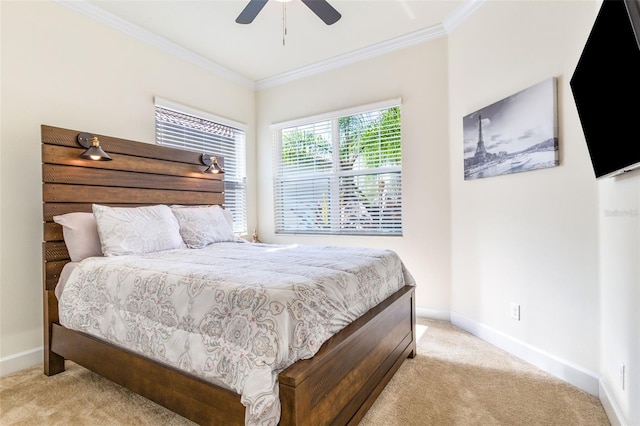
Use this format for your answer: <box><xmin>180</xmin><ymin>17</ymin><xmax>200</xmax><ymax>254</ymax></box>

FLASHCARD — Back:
<box><xmin>58</xmin><ymin>241</ymin><xmax>414</xmax><ymax>425</ymax></box>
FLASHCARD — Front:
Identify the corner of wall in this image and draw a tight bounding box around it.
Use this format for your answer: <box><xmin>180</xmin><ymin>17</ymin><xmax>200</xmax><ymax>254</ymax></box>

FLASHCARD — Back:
<box><xmin>599</xmin><ymin>379</ymin><xmax>629</xmax><ymax>426</ymax></box>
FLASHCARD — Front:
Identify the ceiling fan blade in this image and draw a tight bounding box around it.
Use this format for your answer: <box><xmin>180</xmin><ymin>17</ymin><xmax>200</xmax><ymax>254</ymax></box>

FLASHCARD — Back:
<box><xmin>301</xmin><ymin>0</ymin><xmax>341</xmax><ymax>25</ymax></box>
<box><xmin>236</xmin><ymin>0</ymin><xmax>269</xmax><ymax>24</ymax></box>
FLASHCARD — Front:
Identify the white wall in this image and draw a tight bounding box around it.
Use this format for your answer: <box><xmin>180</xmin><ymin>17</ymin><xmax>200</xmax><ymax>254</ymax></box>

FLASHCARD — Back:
<box><xmin>449</xmin><ymin>0</ymin><xmax>599</xmax><ymax>369</ymax></box>
<box><xmin>255</xmin><ymin>40</ymin><xmax>453</xmax><ymax>316</ymax></box>
<box><xmin>0</xmin><ymin>1</ymin><xmax>256</xmax><ymax>371</ymax></box>
<box><xmin>599</xmin><ymin>174</ymin><xmax>640</xmax><ymax>424</ymax></box>
<box><xmin>448</xmin><ymin>1</ymin><xmax>638</xmax><ymax>424</ymax></box>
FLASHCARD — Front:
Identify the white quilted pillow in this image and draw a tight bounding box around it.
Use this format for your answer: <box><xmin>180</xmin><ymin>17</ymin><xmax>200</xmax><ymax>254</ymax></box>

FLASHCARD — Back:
<box><xmin>92</xmin><ymin>204</ymin><xmax>184</xmax><ymax>256</ymax></box>
<box><xmin>170</xmin><ymin>205</ymin><xmax>236</xmax><ymax>248</ymax></box>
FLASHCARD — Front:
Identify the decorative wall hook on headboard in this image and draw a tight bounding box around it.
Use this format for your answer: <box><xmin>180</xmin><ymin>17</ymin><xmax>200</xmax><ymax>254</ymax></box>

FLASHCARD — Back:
<box><xmin>201</xmin><ymin>153</ymin><xmax>224</xmax><ymax>174</ymax></box>
<box><xmin>77</xmin><ymin>132</ymin><xmax>112</xmax><ymax>161</ymax></box>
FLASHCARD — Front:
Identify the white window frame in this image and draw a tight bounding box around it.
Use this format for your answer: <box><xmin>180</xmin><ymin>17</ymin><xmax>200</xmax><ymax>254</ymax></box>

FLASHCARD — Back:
<box><xmin>272</xmin><ymin>98</ymin><xmax>403</xmax><ymax>236</ymax></box>
<box><xmin>154</xmin><ymin>97</ymin><xmax>247</xmax><ymax>235</ymax></box>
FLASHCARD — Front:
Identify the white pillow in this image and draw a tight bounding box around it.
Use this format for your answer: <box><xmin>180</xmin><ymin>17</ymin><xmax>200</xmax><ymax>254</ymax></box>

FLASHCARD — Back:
<box><xmin>92</xmin><ymin>204</ymin><xmax>184</xmax><ymax>256</ymax></box>
<box><xmin>53</xmin><ymin>212</ymin><xmax>103</xmax><ymax>262</ymax></box>
<box><xmin>170</xmin><ymin>205</ymin><xmax>234</xmax><ymax>230</ymax></box>
<box><xmin>170</xmin><ymin>205</ymin><xmax>236</xmax><ymax>248</ymax></box>
<box><xmin>221</xmin><ymin>208</ymin><xmax>234</xmax><ymax>230</ymax></box>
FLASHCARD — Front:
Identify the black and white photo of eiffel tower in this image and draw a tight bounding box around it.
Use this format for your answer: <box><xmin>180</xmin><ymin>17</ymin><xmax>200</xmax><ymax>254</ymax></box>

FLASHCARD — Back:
<box><xmin>463</xmin><ymin>78</ymin><xmax>559</xmax><ymax>180</ymax></box>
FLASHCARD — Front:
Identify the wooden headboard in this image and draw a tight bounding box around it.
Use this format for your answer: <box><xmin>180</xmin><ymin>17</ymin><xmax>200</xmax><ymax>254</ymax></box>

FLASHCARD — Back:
<box><xmin>41</xmin><ymin>124</ymin><xmax>224</xmax><ymax>373</ymax></box>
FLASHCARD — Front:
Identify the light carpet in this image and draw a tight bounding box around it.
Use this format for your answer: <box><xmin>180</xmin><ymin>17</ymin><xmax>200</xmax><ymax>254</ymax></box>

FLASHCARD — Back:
<box><xmin>0</xmin><ymin>319</ymin><xmax>609</xmax><ymax>425</ymax></box>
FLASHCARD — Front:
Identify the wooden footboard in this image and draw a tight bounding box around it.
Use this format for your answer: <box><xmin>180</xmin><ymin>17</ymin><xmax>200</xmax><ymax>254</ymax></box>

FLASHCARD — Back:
<box><xmin>50</xmin><ymin>285</ymin><xmax>415</xmax><ymax>425</ymax></box>
<box><xmin>279</xmin><ymin>285</ymin><xmax>416</xmax><ymax>425</ymax></box>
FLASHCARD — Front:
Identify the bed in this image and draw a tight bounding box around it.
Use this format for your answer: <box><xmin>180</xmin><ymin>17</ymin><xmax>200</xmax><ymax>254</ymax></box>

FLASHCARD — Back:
<box><xmin>42</xmin><ymin>124</ymin><xmax>417</xmax><ymax>425</ymax></box>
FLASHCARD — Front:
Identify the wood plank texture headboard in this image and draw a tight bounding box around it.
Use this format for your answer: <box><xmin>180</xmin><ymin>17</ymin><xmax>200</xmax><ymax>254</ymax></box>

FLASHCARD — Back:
<box><xmin>41</xmin><ymin>124</ymin><xmax>224</xmax><ymax>374</ymax></box>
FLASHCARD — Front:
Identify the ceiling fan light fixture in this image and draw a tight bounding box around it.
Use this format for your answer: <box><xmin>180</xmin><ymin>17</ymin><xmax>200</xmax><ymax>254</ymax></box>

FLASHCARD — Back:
<box><xmin>236</xmin><ymin>0</ymin><xmax>341</xmax><ymax>26</ymax></box>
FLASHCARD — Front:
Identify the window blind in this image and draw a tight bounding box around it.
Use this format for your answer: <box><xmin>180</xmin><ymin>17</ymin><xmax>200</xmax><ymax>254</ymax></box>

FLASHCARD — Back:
<box><xmin>273</xmin><ymin>102</ymin><xmax>402</xmax><ymax>236</ymax></box>
<box><xmin>155</xmin><ymin>102</ymin><xmax>247</xmax><ymax>235</ymax></box>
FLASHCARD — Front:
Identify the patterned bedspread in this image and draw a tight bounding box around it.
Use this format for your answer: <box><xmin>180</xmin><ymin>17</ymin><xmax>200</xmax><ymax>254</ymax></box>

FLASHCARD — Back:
<box><xmin>58</xmin><ymin>241</ymin><xmax>415</xmax><ymax>425</ymax></box>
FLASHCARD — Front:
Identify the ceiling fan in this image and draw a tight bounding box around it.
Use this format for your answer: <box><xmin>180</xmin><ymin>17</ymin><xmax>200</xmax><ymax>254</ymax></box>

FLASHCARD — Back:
<box><xmin>236</xmin><ymin>0</ymin><xmax>342</xmax><ymax>25</ymax></box>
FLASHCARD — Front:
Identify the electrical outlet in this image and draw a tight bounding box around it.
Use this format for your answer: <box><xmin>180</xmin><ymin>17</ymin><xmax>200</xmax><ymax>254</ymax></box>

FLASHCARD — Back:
<box><xmin>510</xmin><ymin>303</ymin><xmax>520</xmax><ymax>321</ymax></box>
<box><xmin>619</xmin><ymin>361</ymin><xmax>626</xmax><ymax>390</ymax></box>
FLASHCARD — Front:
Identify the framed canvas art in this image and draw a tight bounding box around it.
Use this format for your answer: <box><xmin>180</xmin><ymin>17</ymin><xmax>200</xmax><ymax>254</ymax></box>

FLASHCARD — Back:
<box><xmin>463</xmin><ymin>78</ymin><xmax>559</xmax><ymax>180</ymax></box>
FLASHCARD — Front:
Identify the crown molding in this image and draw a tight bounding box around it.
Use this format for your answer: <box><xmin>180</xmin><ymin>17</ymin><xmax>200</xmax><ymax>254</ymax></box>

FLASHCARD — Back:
<box><xmin>255</xmin><ymin>24</ymin><xmax>447</xmax><ymax>90</ymax></box>
<box><xmin>256</xmin><ymin>0</ymin><xmax>486</xmax><ymax>90</ymax></box>
<box><xmin>54</xmin><ymin>0</ymin><xmax>484</xmax><ymax>92</ymax></box>
<box><xmin>53</xmin><ymin>0</ymin><xmax>256</xmax><ymax>90</ymax></box>
<box><xmin>443</xmin><ymin>0</ymin><xmax>487</xmax><ymax>32</ymax></box>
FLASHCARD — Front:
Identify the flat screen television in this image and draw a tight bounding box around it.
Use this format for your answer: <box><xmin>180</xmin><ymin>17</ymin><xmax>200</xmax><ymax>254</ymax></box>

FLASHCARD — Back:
<box><xmin>570</xmin><ymin>0</ymin><xmax>640</xmax><ymax>179</ymax></box>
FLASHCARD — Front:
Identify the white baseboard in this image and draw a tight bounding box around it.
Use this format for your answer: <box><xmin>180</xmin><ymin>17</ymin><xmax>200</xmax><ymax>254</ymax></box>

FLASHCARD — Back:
<box><xmin>450</xmin><ymin>311</ymin><xmax>600</xmax><ymax>397</ymax></box>
<box><xmin>416</xmin><ymin>306</ymin><xmax>450</xmax><ymax>321</ymax></box>
<box><xmin>599</xmin><ymin>379</ymin><xmax>627</xmax><ymax>426</ymax></box>
<box><xmin>0</xmin><ymin>346</ymin><xmax>43</xmax><ymax>377</ymax></box>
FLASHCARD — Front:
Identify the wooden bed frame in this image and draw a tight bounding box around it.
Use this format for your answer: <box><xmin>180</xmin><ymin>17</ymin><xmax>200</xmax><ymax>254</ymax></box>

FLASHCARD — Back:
<box><xmin>42</xmin><ymin>124</ymin><xmax>417</xmax><ymax>425</ymax></box>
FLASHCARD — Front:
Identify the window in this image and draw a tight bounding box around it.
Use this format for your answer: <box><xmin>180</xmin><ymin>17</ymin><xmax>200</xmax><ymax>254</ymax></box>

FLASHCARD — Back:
<box><xmin>273</xmin><ymin>99</ymin><xmax>402</xmax><ymax>236</ymax></box>
<box><xmin>154</xmin><ymin>98</ymin><xmax>247</xmax><ymax>235</ymax></box>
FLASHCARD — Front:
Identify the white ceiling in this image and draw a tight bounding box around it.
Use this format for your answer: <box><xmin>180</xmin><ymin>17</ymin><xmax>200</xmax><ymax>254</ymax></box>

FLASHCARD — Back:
<box><xmin>61</xmin><ymin>0</ymin><xmax>483</xmax><ymax>89</ymax></box>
